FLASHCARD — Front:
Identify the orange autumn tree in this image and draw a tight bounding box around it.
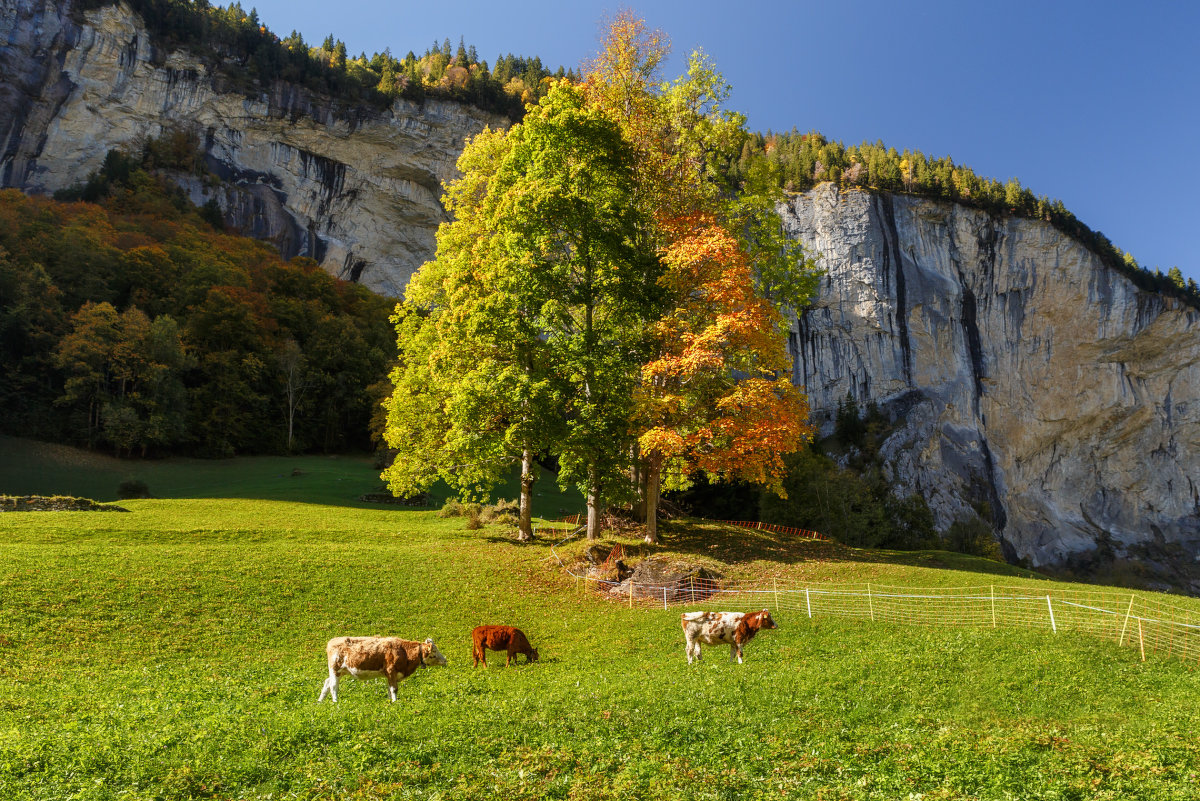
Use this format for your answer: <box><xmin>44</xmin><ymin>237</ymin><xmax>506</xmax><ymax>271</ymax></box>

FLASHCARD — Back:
<box><xmin>583</xmin><ymin>12</ymin><xmax>820</xmax><ymax>542</ymax></box>
<box><xmin>637</xmin><ymin>214</ymin><xmax>814</xmax><ymax>543</ymax></box>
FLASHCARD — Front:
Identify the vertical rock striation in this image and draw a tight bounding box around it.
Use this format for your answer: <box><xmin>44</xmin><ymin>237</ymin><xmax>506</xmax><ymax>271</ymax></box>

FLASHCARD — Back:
<box><xmin>783</xmin><ymin>183</ymin><xmax>1200</xmax><ymax>590</ymax></box>
<box><xmin>4</xmin><ymin>2</ymin><xmax>1199</xmax><ymax>590</ymax></box>
<box><xmin>0</xmin><ymin>0</ymin><xmax>506</xmax><ymax>296</ymax></box>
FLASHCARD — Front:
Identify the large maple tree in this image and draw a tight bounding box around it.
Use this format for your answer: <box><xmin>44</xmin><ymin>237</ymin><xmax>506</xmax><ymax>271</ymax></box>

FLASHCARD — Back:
<box><xmin>384</xmin><ymin>14</ymin><xmax>820</xmax><ymax>543</ymax></box>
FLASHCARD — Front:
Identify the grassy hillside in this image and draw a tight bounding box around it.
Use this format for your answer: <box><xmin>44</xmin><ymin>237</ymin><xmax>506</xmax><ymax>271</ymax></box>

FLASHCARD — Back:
<box><xmin>0</xmin><ymin>435</ymin><xmax>585</xmax><ymax>515</ymax></box>
<box><xmin>2</xmin><ymin>470</ymin><xmax>1199</xmax><ymax>798</ymax></box>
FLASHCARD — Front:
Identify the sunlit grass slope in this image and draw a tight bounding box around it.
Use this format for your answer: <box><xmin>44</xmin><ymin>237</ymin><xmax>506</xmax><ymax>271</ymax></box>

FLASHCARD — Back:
<box><xmin>2</xmin><ymin>492</ymin><xmax>1199</xmax><ymax>800</ymax></box>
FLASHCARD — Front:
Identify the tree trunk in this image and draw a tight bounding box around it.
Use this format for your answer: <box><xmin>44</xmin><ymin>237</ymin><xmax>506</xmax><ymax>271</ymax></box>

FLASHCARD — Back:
<box><xmin>644</xmin><ymin>453</ymin><xmax>662</xmax><ymax>544</ymax></box>
<box><xmin>586</xmin><ymin>466</ymin><xmax>601</xmax><ymax>541</ymax></box>
<box><xmin>630</xmin><ymin>442</ymin><xmax>645</xmax><ymax>523</ymax></box>
<box><xmin>286</xmin><ymin>402</ymin><xmax>295</xmax><ymax>452</ymax></box>
<box><xmin>518</xmin><ymin>448</ymin><xmax>535</xmax><ymax>542</ymax></box>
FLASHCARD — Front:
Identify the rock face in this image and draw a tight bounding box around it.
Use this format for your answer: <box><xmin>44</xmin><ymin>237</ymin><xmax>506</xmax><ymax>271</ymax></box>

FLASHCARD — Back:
<box><xmin>5</xmin><ymin>2</ymin><xmax>1199</xmax><ymax>590</ymax></box>
<box><xmin>0</xmin><ymin>0</ymin><xmax>505</xmax><ymax>296</ymax></box>
<box><xmin>783</xmin><ymin>183</ymin><xmax>1200</xmax><ymax>590</ymax></box>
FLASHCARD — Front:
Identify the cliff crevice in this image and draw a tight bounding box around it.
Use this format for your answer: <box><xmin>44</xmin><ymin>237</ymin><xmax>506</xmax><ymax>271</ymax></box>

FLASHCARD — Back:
<box><xmin>782</xmin><ymin>183</ymin><xmax>1200</xmax><ymax>591</ymax></box>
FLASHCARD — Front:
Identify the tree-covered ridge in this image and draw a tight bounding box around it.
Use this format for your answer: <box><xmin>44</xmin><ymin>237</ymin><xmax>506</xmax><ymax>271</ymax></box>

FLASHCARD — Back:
<box><xmin>0</xmin><ymin>151</ymin><xmax>395</xmax><ymax>458</ymax></box>
<box><xmin>76</xmin><ymin>0</ymin><xmax>575</xmax><ymax>119</ymax></box>
<box><xmin>728</xmin><ymin>130</ymin><xmax>1199</xmax><ymax>307</ymax></box>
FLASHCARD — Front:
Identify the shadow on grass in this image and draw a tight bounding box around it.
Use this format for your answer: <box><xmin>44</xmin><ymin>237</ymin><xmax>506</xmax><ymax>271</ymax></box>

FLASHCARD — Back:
<box><xmin>604</xmin><ymin>518</ymin><xmax>1049</xmax><ymax>582</ymax></box>
<box><xmin>0</xmin><ymin>435</ymin><xmax>588</xmax><ymax>516</ymax></box>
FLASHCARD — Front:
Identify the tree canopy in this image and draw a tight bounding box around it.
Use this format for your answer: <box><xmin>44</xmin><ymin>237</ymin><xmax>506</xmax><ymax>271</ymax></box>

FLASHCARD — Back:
<box><xmin>0</xmin><ymin>144</ymin><xmax>394</xmax><ymax>457</ymax></box>
<box><xmin>383</xmin><ymin>14</ymin><xmax>820</xmax><ymax>542</ymax></box>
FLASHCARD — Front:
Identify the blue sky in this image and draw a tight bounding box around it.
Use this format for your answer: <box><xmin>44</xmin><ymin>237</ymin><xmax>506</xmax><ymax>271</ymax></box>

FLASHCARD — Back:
<box><xmin>244</xmin><ymin>0</ymin><xmax>1199</xmax><ymax>283</ymax></box>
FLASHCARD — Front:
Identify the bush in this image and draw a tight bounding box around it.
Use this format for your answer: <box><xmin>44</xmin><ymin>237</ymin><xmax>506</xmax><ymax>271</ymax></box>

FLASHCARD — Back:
<box><xmin>438</xmin><ymin>498</ymin><xmax>465</xmax><ymax>518</ymax></box>
<box><xmin>945</xmin><ymin>514</ymin><xmax>1004</xmax><ymax>561</ymax></box>
<box><xmin>117</xmin><ymin>480</ymin><xmax>151</xmax><ymax>500</ymax></box>
<box><xmin>481</xmin><ymin>498</ymin><xmax>519</xmax><ymax>525</ymax></box>
<box><xmin>441</xmin><ymin>498</ymin><xmax>519</xmax><ymax>530</ymax></box>
<box><xmin>760</xmin><ymin>447</ymin><xmax>940</xmax><ymax>550</ymax></box>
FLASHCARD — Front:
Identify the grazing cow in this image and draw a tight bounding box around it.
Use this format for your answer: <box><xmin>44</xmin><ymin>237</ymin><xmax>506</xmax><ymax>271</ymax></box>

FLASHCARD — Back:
<box><xmin>471</xmin><ymin>625</ymin><xmax>539</xmax><ymax>667</ymax></box>
<box><xmin>680</xmin><ymin>609</ymin><xmax>777</xmax><ymax>664</ymax></box>
<box><xmin>318</xmin><ymin>636</ymin><xmax>448</xmax><ymax>702</ymax></box>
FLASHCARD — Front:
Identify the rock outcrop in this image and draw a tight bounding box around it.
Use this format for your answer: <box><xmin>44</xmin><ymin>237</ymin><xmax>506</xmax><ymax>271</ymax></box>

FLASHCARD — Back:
<box><xmin>783</xmin><ymin>183</ymin><xmax>1200</xmax><ymax>590</ymax></box>
<box><xmin>5</xmin><ymin>1</ymin><xmax>1199</xmax><ymax>590</ymax></box>
<box><xmin>0</xmin><ymin>0</ymin><xmax>505</xmax><ymax>296</ymax></box>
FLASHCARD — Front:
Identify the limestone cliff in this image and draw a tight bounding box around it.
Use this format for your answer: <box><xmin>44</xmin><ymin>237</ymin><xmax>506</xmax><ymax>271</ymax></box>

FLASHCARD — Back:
<box><xmin>0</xmin><ymin>0</ymin><xmax>505</xmax><ymax>296</ymax></box>
<box><xmin>783</xmin><ymin>183</ymin><xmax>1200</xmax><ymax>590</ymax></box>
<box><xmin>5</xmin><ymin>1</ymin><xmax>1199</xmax><ymax>590</ymax></box>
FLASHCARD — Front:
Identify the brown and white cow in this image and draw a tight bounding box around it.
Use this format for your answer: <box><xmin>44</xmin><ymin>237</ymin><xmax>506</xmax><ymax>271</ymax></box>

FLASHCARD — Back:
<box><xmin>318</xmin><ymin>636</ymin><xmax>448</xmax><ymax>702</ymax></box>
<box><xmin>680</xmin><ymin>609</ymin><xmax>777</xmax><ymax>664</ymax></box>
<box><xmin>471</xmin><ymin>625</ymin><xmax>539</xmax><ymax>667</ymax></box>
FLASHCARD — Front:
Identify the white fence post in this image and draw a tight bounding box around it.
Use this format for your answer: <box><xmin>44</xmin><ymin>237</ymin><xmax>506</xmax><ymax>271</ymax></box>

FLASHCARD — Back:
<box><xmin>1119</xmin><ymin>595</ymin><xmax>1135</xmax><ymax>646</ymax></box>
<box><xmin>572</xmin><ymin>574</ymin><xmax>1195</xmax><ymax>666</ymax></box>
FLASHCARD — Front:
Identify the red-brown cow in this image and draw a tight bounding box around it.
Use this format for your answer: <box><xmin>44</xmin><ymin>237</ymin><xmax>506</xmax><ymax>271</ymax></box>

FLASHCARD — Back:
<box><xmin>680</xmin><ymin>609</ymin><xmax>777</xmax><ymax>664</ymax></box>
<box><xmin>318</xmin><ymin>636</ymin><xmax>448</xmax><ymax>702</ymax></box>
<box><xmin>471</xmin><ymin>625</ymin><xmax>539</xmax><ymax>667</ymax></box>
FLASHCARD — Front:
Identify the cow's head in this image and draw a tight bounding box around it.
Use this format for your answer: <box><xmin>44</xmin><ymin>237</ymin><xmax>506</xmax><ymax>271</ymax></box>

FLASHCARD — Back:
<box><xmin>758</xmin><ymin>610</ymin><xmax>778</xmax><ymax>629</ymax></box>
<box><xmin>422</xmin><ymin>638</ymin><xmax>449</xmax><ymax>667</ymax></box>
<box><xmin>529</xmin><ymin>647</ymin><xmax>540</xmax><ymax>663</ymax></box>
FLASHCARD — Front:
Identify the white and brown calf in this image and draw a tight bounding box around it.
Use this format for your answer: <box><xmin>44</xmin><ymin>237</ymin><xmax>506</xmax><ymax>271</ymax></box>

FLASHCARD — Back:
<box><xmin>318</xmin><ymin>635</ymin><xmax>448</xmax><ymax>702</ymax></box>
<box><xmin>680</xmin><ymin>609</ymin><xmax>777</xmax><ymax>664</ymax></box>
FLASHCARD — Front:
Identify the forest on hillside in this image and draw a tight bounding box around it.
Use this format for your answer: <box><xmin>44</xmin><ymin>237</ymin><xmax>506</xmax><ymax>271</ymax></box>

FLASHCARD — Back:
<box><xmin>75</xmin><ymin>0</ymin><xmax>575</xmax><ymax>119</ymax></box>
<box><xmin>0</xmin><ymin>147</ymin><xmax>395</xmax><ymax>458</ymax></box>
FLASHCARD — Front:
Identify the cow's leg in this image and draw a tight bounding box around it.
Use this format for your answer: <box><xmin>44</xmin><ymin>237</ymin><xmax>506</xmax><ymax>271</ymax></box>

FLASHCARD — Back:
<box><xmin>387</xmin><ymin>675</ymin><xmax>398</xmax><ymax>702</ymax></box>
<box><xmin>729</xmin><ymin>643</ymin><xmax>738</xmax><ymax>662</ymax></box>
<box><xmin>319</xmin><ymin>668</ymin><xmax>339</xmax><ymax>702</ymax></box>
<box><xmin>507</xmin><ymin>649</ymin><xmax>514</xmax><ymax>666</ymax></box>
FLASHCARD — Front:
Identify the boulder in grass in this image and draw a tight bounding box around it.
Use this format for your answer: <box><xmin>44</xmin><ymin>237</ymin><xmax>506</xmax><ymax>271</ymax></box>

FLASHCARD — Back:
<box><xmin>0</xmin><ymin>495</ymin><xmax>129</xmax><ymax>512</ymax></box>
<box><xmin>609</xmin><ymin>557</ymin><xmax>723</xmax><ymax>602</ymax></box>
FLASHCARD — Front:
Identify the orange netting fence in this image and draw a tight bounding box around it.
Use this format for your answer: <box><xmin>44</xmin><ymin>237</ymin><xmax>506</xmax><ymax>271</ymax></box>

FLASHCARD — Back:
<box><xmin>547</xmin><ymin>523</ymin><xmax>1200</xmax><ymax>665</ymax></box>
<box><xmin>709</xmin><ymin>519</ymin><xmax>831</xmax><ymax>541</ymax></box>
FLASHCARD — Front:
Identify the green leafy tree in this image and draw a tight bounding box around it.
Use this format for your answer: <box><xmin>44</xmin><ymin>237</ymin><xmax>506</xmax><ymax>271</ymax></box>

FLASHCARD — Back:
<box><xmin>52</xmin><ymin>303</ymin><xmax>188</xmax><ymax>454</ymax></box>
<box><xmin>53</xmin><ymin>301</ymin><xmax>123</xmax><ymax>448</ymax></box>
<box><xmin>382</xmin><ymin>126</ymin><xmax>550</xmax><ymax>533</ymax></box>
<box><xmin>385</xmin><ymin>83</ymin><xmax>652</xmax><ymax>540</ymax></box>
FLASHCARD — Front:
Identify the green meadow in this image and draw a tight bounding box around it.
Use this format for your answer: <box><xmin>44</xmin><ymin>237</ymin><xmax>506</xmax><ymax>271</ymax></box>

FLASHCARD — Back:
<box><xmin>1</xmin><ymin>440</ymin><xmax>1199</xmax><ymax>799</ymax></box>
